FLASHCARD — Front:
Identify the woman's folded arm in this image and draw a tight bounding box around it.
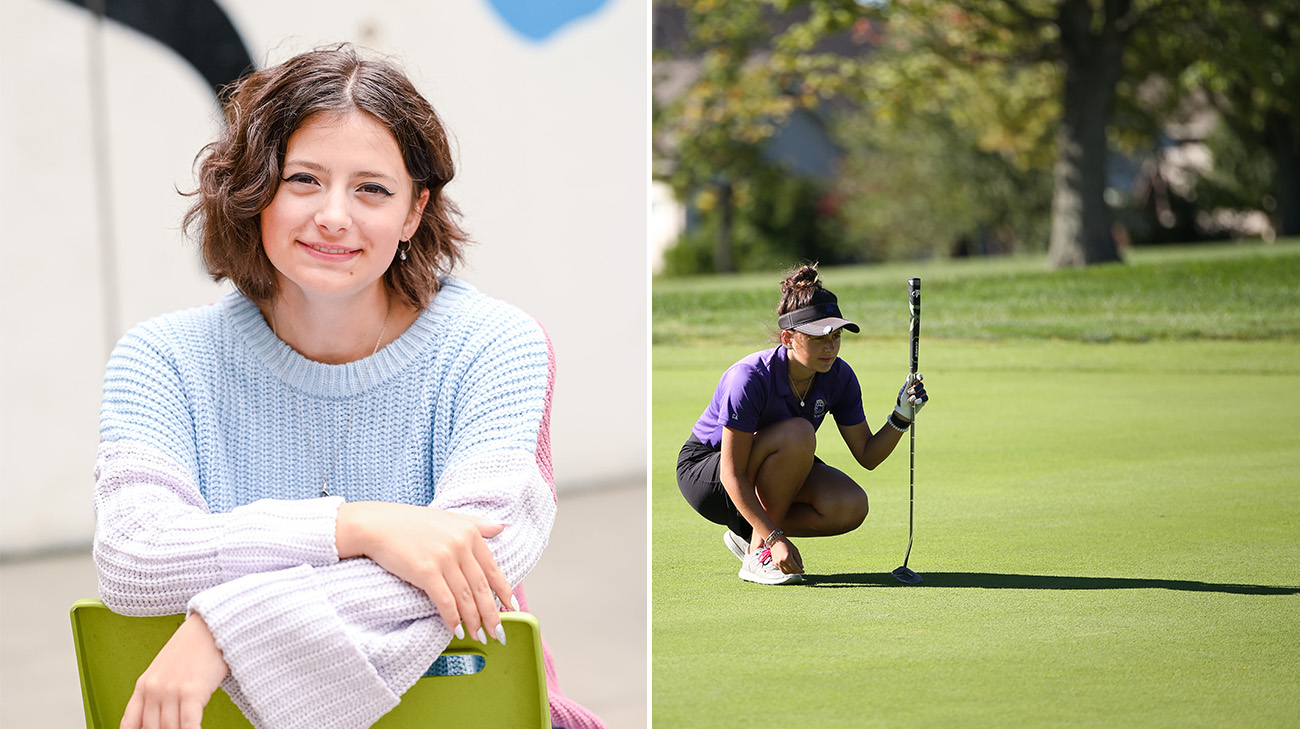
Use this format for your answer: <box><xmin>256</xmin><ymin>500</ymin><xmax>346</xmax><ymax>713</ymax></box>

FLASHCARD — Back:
<box><xmin>93</xmin><ymin>440</ymin><xmax>344</xmax><ymax>616</ymax></box>
<box><xmin>189</xmin><ymin>450</ymin><xmax>555</xmax><ymax>729</ymax></box>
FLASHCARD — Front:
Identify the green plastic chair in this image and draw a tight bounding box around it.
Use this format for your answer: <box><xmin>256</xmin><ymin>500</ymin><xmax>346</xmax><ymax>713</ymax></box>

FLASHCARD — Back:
<box><xmin>70</xmin><ymin>598</ymin><xmax>549</xmax><ymax>728</ymax></box>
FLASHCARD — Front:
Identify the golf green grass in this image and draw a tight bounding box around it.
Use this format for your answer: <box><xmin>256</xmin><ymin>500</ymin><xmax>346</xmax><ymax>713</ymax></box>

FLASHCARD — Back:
<box><xmin>652</xmin><ymin>243</ymin><xmax>1300</xmax><ymax>728</ymax></box>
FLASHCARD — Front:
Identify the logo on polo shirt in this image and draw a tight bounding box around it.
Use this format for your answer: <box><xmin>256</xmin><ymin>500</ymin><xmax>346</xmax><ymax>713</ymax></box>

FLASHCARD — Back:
<box><xmin>813</xmin><ymin>399</ymin><xmax>826</xmax><ymax>419</ymax></box>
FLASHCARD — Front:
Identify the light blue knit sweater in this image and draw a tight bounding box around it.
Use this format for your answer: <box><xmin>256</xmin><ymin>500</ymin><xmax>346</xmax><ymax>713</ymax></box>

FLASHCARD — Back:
<box><xmin>94</xmin><ymin>277</ymin><xmax>559</xmax><ymax>729</ymax></box>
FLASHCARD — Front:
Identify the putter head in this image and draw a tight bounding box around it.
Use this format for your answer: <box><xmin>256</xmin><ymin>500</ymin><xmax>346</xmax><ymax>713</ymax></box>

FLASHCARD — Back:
<box><xmin>892</xmin><ymin>566</ymin><xmax>922</xmax><ymax>584</ymax></box>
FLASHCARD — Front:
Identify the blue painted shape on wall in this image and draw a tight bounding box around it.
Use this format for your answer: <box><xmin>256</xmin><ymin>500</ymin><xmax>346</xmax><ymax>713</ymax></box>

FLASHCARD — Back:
<box><xmin>485</xmin><ymin>0</ymin><xmax>610</xmax><ymax>41</ymax></box>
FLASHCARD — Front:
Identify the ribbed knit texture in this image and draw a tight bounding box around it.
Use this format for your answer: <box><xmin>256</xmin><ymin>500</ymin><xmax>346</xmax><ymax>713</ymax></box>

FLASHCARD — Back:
<box><xmin>94</xmin><ymin>277</ymin><xmax>603</xmax><ymax>729</ymax></box>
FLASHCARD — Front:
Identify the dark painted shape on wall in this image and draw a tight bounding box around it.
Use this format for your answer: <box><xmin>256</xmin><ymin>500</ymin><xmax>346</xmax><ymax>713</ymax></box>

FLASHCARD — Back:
<box><xmin>58</xmin><ymin>0</ymin><xmax>254</xmax><ymax>96</ymax></box>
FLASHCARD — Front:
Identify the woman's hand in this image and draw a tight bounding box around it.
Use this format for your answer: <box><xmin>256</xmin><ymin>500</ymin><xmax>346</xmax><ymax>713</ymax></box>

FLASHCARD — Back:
<box><xmin>894</xmin><ymin>373</ymin><xmax>928</xmax><ymax>421</ymax></box>
<box><xmin>769</xmin><ymin>537</ymin><xmax>804</xmax><ymax>575</ymax></box>
<box><xmin>336</xmin><ymin>502</ymin><xmax>516</xmax><ymax>645</ymax></box>
<box><xmin>120</xmin><ymin>613</ymin><xmax>228</xmax><ymax>729</ymax></box>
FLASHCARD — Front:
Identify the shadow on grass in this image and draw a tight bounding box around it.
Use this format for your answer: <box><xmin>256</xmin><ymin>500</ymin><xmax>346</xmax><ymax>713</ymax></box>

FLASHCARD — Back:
<box><xmin>803</xmin><ymin>572</ymin><xmax>1300</xmax><ymax>595</ymax></box>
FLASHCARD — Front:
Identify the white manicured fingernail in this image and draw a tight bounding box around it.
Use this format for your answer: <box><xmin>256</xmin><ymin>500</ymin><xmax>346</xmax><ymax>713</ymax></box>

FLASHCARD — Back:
<box><xmin>510</xmin><ymin>595</ymin><xmax>521</xmax><ymax>612</ymax></box>
<box><xmin>476</xmin><ymin>627</ymin><xmax>487</xmax><ymax>645</ymax></box>
<box><xmin>454</xmin><ymin>623</ymin><xmax>465</xmax><ymax>640</ymax></box>
<box><xmin>494</xmin><ymin>624</ymin><xmax>507</xmax><ymax>645</ymax></box>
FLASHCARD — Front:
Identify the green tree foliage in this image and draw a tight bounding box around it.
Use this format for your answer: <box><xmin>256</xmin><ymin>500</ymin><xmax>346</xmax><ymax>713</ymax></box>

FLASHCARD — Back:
<box><xmin>655</xmin><ymin>0</ymin><xmax>802</xmax><ymax>272</ymax></box>
<box><xmin>661</xmin><ymin>168</ymin><xmax>847</xmax><ymax>275</ymax></box>
<box><xmin>834</xmin><ymin>111</ymin><xmax>1053</xmax><ymax>260</ymax></box>
<box><xmin>774</xmin><ymin>0</ymin><xmax>1164</xmax><ymax>268</ymax></box>
<box><xmin>772</xmin><ymin>0</ymin><xmax>1062</xmax><ymax>169</ymax></box>
<box><xmin>1127</xmin><ymin>0</ymin><xmax>1300</xmax><ymax>235</ymax></box>
<box><xmin>1193</xmin><ymin>124</ymin><xmax>1279</xmax><ymax>216</ymax></box>
<box><xmin>797</xmin><ymin>1</ymin><xmax>1059</xmax><ymax>259</ymax></box>
<box><xmin>658</xmin><ymin>0</ymin><xmax>1296</xmax><ymax>272</ymax></box>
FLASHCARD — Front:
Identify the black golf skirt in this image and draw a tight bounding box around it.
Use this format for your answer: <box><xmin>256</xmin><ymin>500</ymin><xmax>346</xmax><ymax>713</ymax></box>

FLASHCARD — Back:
<box><xmin>677</xmin><ymin>433</ymin><xmax>832</xmax><ymax>542</ymax></box>
<box><xmin>677</xmin><ymin>434</ymin><xmax>755</xmax><ymax>540</ymax></box>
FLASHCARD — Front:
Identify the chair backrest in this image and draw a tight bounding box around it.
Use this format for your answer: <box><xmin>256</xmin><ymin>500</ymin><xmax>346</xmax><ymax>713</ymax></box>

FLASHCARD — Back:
<box><xmin>70</xmin><ymin>598</ymin><xmax>549</xmax><ymax>729</ymax></box>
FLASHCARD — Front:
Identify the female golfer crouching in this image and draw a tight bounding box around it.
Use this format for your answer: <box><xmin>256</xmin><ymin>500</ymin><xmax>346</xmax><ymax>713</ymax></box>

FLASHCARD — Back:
<box><xmin>677</xmin><ymin>265</ymin><xmax>929</xmax><ymax>585</ymax></box>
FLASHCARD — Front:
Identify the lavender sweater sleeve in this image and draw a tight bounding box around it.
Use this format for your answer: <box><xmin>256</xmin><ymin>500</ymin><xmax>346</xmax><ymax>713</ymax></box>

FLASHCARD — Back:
<box><xmin>93</xmin><ymin>440</ymin><xmax>344</xmax><ymax>616</ymax></box>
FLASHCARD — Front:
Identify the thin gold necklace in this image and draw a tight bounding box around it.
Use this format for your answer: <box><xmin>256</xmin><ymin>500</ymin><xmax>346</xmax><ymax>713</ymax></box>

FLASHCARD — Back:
<box><xmin>272</xmin><ymin>300</ymin><xmax>391</xmax><ymax>497</ymax></box>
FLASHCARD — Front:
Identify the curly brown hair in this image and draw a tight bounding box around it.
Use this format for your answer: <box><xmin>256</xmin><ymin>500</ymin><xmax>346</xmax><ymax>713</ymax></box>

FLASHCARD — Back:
<box><xmin>183</xmin><ymin>44</ymin><xmax>466</xmax><ymax>309</ymax></box>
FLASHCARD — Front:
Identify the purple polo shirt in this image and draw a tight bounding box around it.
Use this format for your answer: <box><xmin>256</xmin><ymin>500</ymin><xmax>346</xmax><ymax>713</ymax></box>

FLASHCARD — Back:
<box><xmin>690</xmin><ymin>345</ymin><xmax>866</xmax><ymax>450</ymax></box>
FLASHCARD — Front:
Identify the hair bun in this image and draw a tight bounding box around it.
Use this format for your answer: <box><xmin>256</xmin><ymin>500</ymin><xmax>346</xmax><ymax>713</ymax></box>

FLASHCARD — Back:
<box><xmin>780</xmin><ymin>264</ymin><xmax>821</xmax><ymax>295</ymax></box>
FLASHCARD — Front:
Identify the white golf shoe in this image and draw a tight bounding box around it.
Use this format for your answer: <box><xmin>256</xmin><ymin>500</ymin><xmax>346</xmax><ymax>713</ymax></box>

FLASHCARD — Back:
<box><xmin>738</xmin><ymin>547</ymin><xmax>803</xmax><ymax>585</ymax></box>
<box><xmin>722</xmin><ymin>530</ymin><xmax>748</xmax><ymax>562</ymax></box>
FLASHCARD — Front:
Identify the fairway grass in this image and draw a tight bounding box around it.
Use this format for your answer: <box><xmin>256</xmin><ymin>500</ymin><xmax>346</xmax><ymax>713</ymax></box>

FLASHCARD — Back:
<box><xmin>652</xmin><ymin>255</ymin><xmax>1300</xmax><ymax>728</ymax></box>
<box><xmin>653</xmin><ymin>240</ymin><xmax>1300</xmax><ymax>345</ymax></box>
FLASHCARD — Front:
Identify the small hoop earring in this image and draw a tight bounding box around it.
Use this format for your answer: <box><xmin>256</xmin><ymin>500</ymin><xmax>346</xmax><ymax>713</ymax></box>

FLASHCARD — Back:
<box><xmin>397</xmin><ymin>240</ymin><xmax>410</xmax><ymax>262</ymax></box>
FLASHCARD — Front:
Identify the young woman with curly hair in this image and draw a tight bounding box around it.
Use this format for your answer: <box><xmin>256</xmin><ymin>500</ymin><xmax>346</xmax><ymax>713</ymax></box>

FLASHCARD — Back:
<box><xmin>95</xmin><ymin>45</ymin><xmax>604</xmax><ymax>729</ymax></box>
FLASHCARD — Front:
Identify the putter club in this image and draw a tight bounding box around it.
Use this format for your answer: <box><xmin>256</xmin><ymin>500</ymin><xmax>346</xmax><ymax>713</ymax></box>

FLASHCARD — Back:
<box><xmin>892</xmin><ymin>566</ymin><xmax>921</xmax><ymax>584</ymax></box>
<box><xmin>893</xmin><ymin>277</ymin><xmax>923</xmax><ymax>585</ymax></box>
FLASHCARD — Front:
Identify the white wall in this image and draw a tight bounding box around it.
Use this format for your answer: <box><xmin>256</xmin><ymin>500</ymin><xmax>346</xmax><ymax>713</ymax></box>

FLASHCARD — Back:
<box><xmin>0</xmin><ymin>0</ymin><xmax>648</xmax><ymax>553</ymax></box>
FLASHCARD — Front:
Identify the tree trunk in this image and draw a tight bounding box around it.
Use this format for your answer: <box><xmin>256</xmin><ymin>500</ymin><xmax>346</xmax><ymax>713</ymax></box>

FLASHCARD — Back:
<box><xmin>1265</xmin><ymin>111</ymin><xmax>1300</xmax><ymax>237</ymax></box>
<box><xmin>715</xmin><ymin>180</ymin><xmax>735</xmax><ymax>273</ymax></box>
<box><xmin>1047</xmin><ymin>0</ymin><xmax>1127</xmax><ymax>268</ymax></box>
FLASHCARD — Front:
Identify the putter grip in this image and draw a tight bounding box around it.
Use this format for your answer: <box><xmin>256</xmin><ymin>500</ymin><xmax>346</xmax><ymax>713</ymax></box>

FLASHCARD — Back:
<box><xmin>908</xmin><ymin>278</ymin><xmax>920</xmax><ymax>375</ymax></box>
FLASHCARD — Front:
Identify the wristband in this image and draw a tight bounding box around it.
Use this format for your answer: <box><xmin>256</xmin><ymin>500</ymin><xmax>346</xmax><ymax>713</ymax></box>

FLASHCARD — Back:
<box><xmin>764</xmin><ymin>528</ymin><xmax>786</xmax><ymax>548</ymax></box>
<box><xmin>887</xmin><ymin>411</ymin><xmax>911</xmax><ymax>433</ymax></box>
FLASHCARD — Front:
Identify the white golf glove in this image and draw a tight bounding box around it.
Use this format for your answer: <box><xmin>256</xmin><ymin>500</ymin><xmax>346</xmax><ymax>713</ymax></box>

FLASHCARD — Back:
<box><xmin>894</xmin><ymin>373</ymin><xmax>927</xmax><ymax>420</ymax></box>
